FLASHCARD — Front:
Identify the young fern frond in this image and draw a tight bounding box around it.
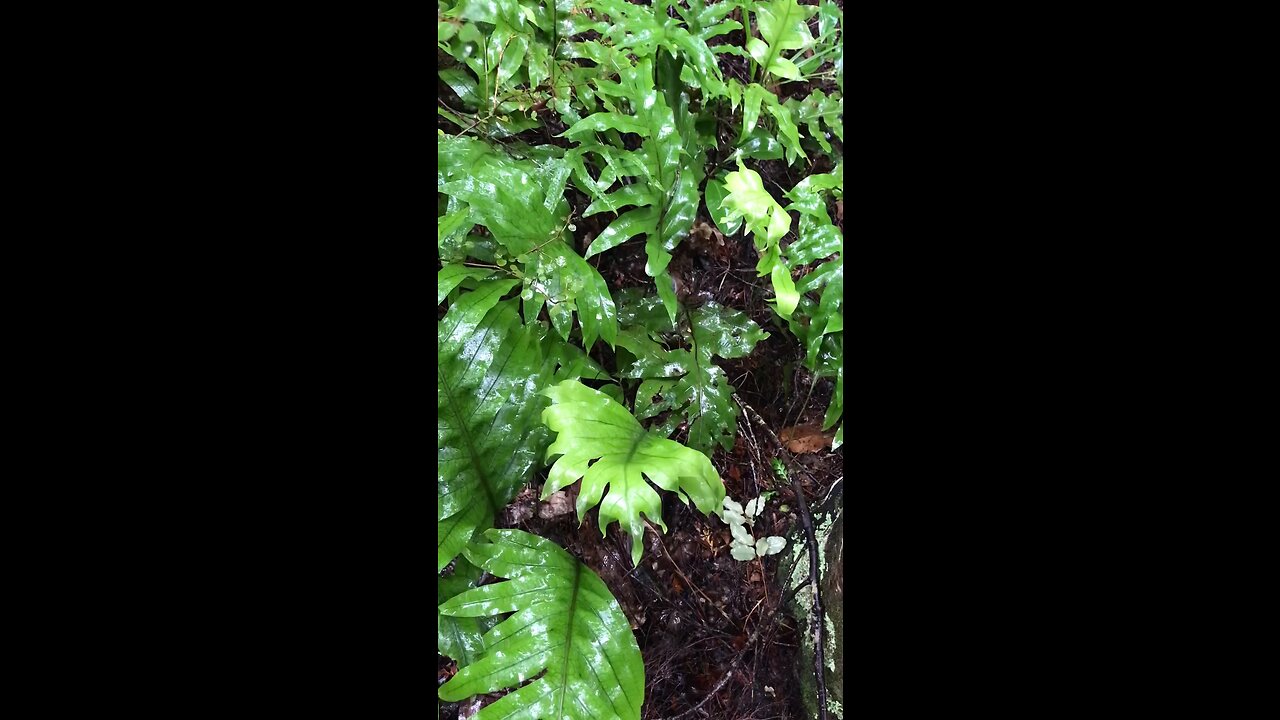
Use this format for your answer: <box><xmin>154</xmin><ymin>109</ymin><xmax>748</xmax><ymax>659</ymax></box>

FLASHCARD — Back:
<box><xmin>718</xmin><ymin>159</ymin><xmax>799</xmax><ymax>319</ymax></box>
<box><xmin>747</xmin><ymin>0</ymin><xmax>818</xmax><ymax>84</ymax></box>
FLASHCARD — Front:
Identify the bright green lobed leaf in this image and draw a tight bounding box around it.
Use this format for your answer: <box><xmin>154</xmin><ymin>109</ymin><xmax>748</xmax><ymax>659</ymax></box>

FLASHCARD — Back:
<box><xmin>784</xmin><ymin>167</ymin><xmax>844</xmax><ymax>369</ymax></box>
<box><xmin>750</xmin><ymin>0</ymin><xmax>817</xmax><ymax>84</ymax></box>
<box><xmin>704</xmin><ymin>174</ymin><xmax>744</xmax><ymax>237</ymax></box>
<box><xmin>539</xmin><ymin>380</ymin><xmax>725</xmax><ymax>565</ymax></box>
<box><xmin>561</xmin><ymin>112</ymin><xmax>651</xmax><ymax>138</ymax></box>
<box><xmin>721</xmin><ymin>159</ymin><xmax>798</xmax><ymax>318</ymax></box>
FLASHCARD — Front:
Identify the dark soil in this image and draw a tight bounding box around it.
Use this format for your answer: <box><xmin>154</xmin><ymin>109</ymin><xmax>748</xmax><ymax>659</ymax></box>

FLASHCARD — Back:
<box><xmin>439</xmin><ymin>2</ymin><xmax>844</xmax><ymax>717</ymax></box>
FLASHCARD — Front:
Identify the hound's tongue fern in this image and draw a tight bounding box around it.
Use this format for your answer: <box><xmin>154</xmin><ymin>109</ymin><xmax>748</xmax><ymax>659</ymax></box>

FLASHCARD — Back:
<box><xmin>439</xmin><ymin>530</ymin><xmax>645</xmax><ymax>720</ymax></box>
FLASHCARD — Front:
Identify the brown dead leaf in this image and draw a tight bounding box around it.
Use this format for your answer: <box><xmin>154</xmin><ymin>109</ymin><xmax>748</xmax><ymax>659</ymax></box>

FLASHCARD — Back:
<box><xmin>506</xmin><ymin>503</ymin><xmax>534</xmax><ymax>524</ymax></box>
<box><xmin>779</xmin><ymin>424</ymin><xmax>834</xmax><ymax>454</ymax></box>
<box><xmin>689</xmin><ymin>219</ymin><xmax>724</xmax><ymax>246</ymax></box>
<box><xmin>688</xmin><ymin>219</ymin><xmax>729</xmax><ymax>261</ymax></box>
<box><xmin>537</xmin><ymin>489</ymin><xmax>575</xmax><ymax>519</ymax></box>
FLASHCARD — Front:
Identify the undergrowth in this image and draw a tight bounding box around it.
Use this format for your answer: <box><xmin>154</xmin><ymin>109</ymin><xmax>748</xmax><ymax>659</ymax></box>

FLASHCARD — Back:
<box><xmin>439</xmin><ymin>2</ymin><xmax>842</xmax><ymax>718</ymax></box>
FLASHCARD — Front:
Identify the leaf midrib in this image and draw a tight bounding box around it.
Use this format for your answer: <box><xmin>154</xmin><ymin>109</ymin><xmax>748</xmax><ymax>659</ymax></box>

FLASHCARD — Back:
<box><xmin>555</xmin><ymin>561</ymin><xmax>584</xmax><ymax>718</ymax></box>
<box><xmin>439</xmin><ymin>363</ymin><xmax>500</xmax><ymax>518</ymax></box>
<box><xmin>758</xmin><ymin>1</ymin><xmax>797</xmax><ymax>84</ymax></box>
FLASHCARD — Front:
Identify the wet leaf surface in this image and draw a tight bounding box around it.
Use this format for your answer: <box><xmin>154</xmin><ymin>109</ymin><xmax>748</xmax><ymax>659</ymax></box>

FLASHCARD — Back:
<box><xmin>439</xmin><ymin>2</ymin><xmax>845</xmax><ymax>718</ymax></box>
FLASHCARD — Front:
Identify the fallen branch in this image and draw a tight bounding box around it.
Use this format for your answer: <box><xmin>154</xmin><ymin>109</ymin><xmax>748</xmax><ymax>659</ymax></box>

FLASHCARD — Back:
<box><xmin>732</xmin><ymin>393</ymin><xmax>829</xmax><ymax>720</ymax></box>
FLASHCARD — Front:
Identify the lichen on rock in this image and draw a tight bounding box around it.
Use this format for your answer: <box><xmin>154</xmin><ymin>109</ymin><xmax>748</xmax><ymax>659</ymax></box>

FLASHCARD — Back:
<box><xmin>779</xmin><ymin>482</ymin><xmax>843</xmax><ymax>719</ymax></box>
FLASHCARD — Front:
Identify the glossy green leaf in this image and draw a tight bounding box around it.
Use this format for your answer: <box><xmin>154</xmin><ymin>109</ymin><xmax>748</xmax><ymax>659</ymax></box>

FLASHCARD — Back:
<box><xmin>614</xmin><ymin>287</ymin><xmax>675</xmax><ymax>332</ymax></box>
<box><xmin>540</xmin><ymin>380</ymin><xmax>725</xmax><ymax>564</ymax></box>
<box><xmin>540</xmin><ymin>324</ymin><xmax>613</xmax><ymax>382</ymax></box>
<box><xmin>835</xmin><ymin>44</ymin><xmax>843</xmax><ymax>91</ymax></box>
<box><xmin>782</xmin><ymin>166</ymin><xmax>843</xmax><ymax>368</ymax></box>
<box><xmin>583</xmin><ymin>186</ymin><xmax>659</xmax><ymax>218</ymax></box>
<box><xmin>721</xmin><ymin>159</ymin><xmax>797</xmax><ymax>318</ymax></box>
<box><xmin>615</xmin><ymin>294</ymin><xmax>769</xmax><ymax>454</ymax></box>
<box><xmin>586</xmin><ymin>0</ymin><xmax>725</xmax><ymax>100</ymax></box>
<box><xmin>438</xmin><ymin>556</ymin><xmax>494</xmax><ymax>666</ymax></box>
<box><xmin>738</xmin><ymin>127</ymin><xmax>786</xmax><ymax>161</ymax></box>
<box><xmin>561</xmin><ymin>112</ymin><xmax>650</xmax><ymax>138</ymax></box>
<box><xmin>788</xmin><ymin>217</ymin><xmax>841</xmax><ymax>264</ymax></box>
<box><xmin>737</xmin><ymin>83</ymin><xmax>806</xmax><ymax>165</ymax></box>
<box><xmin>770</xmin><ymin>263</ymin><xmax>800</xmax><ymax>318</ymax></box>
<box><xmin>793</xmin><ymin>89</ymin><xmax>842</xmax><ymax>153</ymax></box>
<box><xmin>438</xmin><ymin>204</ymin><xmax>475</xmax><ymax>262</ymax></box>
<box><xmin>818</xmin><ymin>0</ymin><xmax>841</xmax><ymax>39</ymax></box>
<box><xmin>684</xmin><ymin>0</ymin><xmax>740</xmax><ymax>41</ymax></box>
<box><xmin>589</xmin><ymin>206</ymin><xmax>659</xmax><ymax>258</ymax></box>
<box><xmin>741</xmin><ymin>83</ymin><xmax>768</xmax><ymax>140</ymax></box>
<box><xmin>823</xmin><ymin>351</ymin><xmax>843</xmax><ymax>431</ymax></box>
<box><xmin>438</xmin><ymin>264</ymin><xmax>497</xmax><ymax>304</ymax></box>
<box><xmin>750</xmin><ymin>0</ymin><xmax>816</xmax><ymax>84</ymax></box>
<box><xmin>495</xmin><ymin>33</ymin><xmax>528</xmax><ymax>87</ymax></box>
<box><xmin>438</xmin><ymin>286</ymin><xmax>549</xmax><ymax>572</ymax></box>
<box><xmin>439</xmin><ymin>68</ymin><xmax>481</xmax><ymax>109</ymax></box>
<box><xmin>668</xmin><ymin>27</ymin><xmax>727</xmax><ymax>98</ymax></box>
<box><xmin>567</xmin><ymin>56</ymin><xmax>703</xmax><ymax>322</ymax></box>
<box><xmin>439</xmin><ymin>529</ymin><xmax>644</xmax><ymax>720</ymax></box>
<box><xmin>526</xmin><ymin>39</ymin><xmax>551</xmax><ymax>90</ymax></box>
<box><xmin>704</xmin><ymin>174</ymin><xmax>744</xmax><ymax>237</ymax></box>
<box><xmin>439</xmin><ymin>136</ymin><xmax>617</xmax><ymax>348</ymax></box>
<box><xmin>723</xmin><ymin>163</ymin><xmax>789</xmax><ymax>243</ymax></box>
<box><xmin>763</xmin><ymin>95</ymin><xmax>805</xmax><ymax>164</ymax></box>
<box><xmin>633</xmin><ymin>377</ymin><xmax>678</xmax><ymax>422</ymax></box>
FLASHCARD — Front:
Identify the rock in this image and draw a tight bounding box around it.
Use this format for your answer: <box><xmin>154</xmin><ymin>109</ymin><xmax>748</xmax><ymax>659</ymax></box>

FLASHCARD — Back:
<box><xmin>780</xmin><ymin>479</ymin><xmax>843</xmax><ymax>719</ymax></box>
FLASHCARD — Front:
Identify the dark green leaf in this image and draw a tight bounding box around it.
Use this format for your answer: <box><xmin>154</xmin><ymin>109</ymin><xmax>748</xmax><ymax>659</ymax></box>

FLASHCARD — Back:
<box><xmin>439</xmin><ymin>529</ymin><xmax>645</xmax><ymax>720</ymax></box>
<box><xmin>616</xmin><ymin>294</ymin><xmax>769</xmax><ymax>454</ymax></box>
<box><xmin>438</xmin><ymin>287</ymin><xmax>548</xmax><ymax>571</ymax></box>
<box><xmin>438</xmin><ymin>556</ymin><xmax>493</xmax><ymax>666</ymax></box>
<box><xmin>589</xmin><ymin>206</ymin><xmax>659</xmax><ymax>257</ymax></box>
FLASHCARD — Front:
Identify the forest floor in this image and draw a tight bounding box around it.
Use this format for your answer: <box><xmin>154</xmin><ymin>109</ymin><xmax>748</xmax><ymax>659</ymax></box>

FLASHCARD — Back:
<box><xmin>437</xmin><ymin>192</ymin><xmax>844</xmax><ymax>720</ymax></box>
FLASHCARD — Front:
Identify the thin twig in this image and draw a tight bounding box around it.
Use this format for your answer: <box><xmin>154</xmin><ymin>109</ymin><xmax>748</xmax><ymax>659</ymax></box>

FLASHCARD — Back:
<box><xmin>733</xmin><ymin>393</ymin><xmax>829</xmax><ymax>720</ymax></box>
<box><xmin>655</xmin><ymin>609</ymin><xmax>774</xmax><ymax>720</ymax></box>
<box><xmin>782</xmin><ymin>370</ymin><xmax>818</xmax><ymax>432</ymax></box>
<box><xmin>738</xmin><ymin>414</ymin><xmax>766</xmax><ymax>494</ymax></box>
